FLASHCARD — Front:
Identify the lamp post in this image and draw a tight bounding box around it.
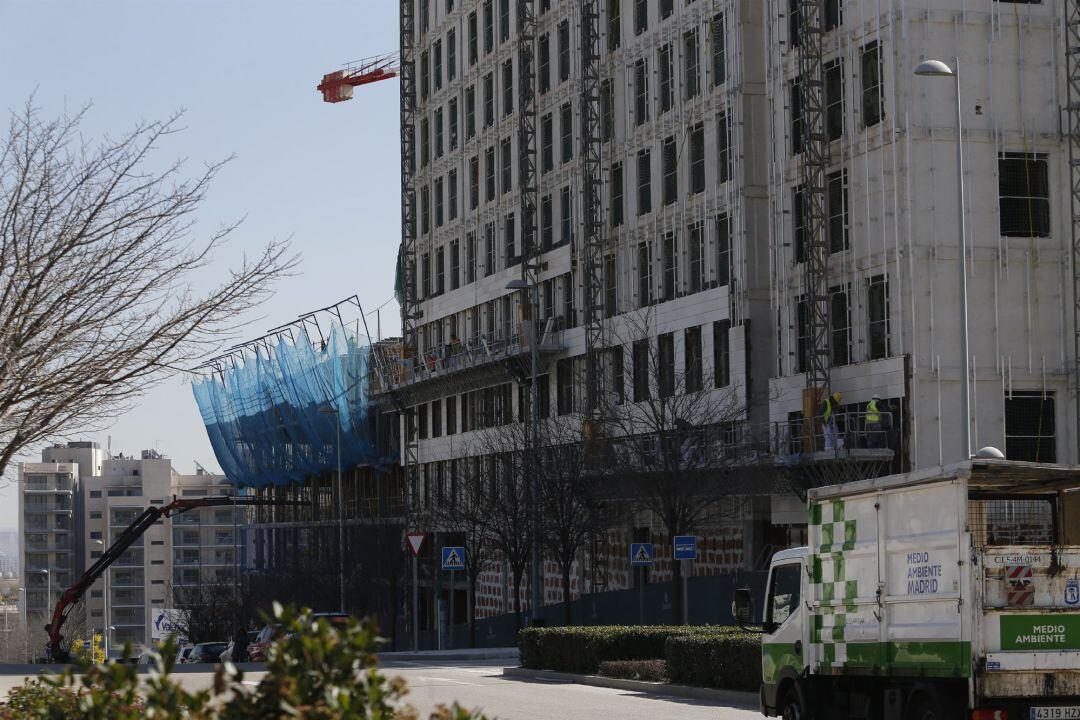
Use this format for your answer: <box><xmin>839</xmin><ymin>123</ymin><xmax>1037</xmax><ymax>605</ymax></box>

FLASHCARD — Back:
<box><xmin>914</xmin><ymin>59</ymin><xmax>972</xmax><ymax>460</ymax></box>
<box><xmin>17</xmin><ymin>587</ymin><xmax>26</xmax><ymax>661</ymax></box>
<box><xmin>318</xmin><ymin>405</ymin><xmax>347</xmax><ymax>614</ymax></box>
<box><xmin>505</xmin><ymin>278</ymin><xmax>542</xmax><ymax>624</ymax></box>
<box><xmin>91</xmin><ymin>539</ymin><xmax>109</xmax><ymax>659</ymax></box>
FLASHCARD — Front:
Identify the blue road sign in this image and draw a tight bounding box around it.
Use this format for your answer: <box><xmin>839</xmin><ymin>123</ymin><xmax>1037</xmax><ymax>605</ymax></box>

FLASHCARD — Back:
<box><xmin>673</xmin><ymin>536</ymin><xmax>698</xmax><ymax>561</ymax></box>
<box><xmin>630</xmin><ymin>542</ymin><xmax>654</xmax><ymax>566</ymax></box>
<box><xmin>441</xmin><ymin>546</ymin><xmax>466</xmax><ymax>571</ymax></box>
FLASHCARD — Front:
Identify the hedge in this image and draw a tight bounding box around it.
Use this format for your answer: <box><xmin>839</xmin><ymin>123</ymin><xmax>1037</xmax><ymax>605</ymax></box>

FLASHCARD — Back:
<box><xmin>518</xmin><ymin>625</ymin><xmax>759</xmax><ymax>682</ymax></box>
<box><xmin>597</xmin><ymin>659</ymin><xmax>668</xmax><ymax>683</ymax></box>
<box><xmin>664</xmin><ymin>629</ymin><xmax>761</xmax><ymax>691</ymax></box>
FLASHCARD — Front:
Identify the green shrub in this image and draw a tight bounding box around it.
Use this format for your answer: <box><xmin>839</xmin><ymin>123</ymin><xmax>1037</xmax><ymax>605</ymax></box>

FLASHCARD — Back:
<box><xmin>597</xmin><ymin>659</ymin><xmax>668</xmax><ymax>683</ymax></box>
<box><xmin>519</xmin><ymin>625</ymin><xmax>732</xmax><ymax>675</ymax></box>
<box><xmin>0</xmin><ymin>605</ymin><xmax>487</xmax><ymax>720</ymax></box>
<box><xmin>664</xmin><ymin>629</ymin><xmax>761</xmax><ymax>691</ymax></box>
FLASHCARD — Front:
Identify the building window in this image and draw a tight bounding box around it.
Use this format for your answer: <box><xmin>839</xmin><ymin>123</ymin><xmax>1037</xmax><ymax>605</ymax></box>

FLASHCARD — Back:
<box><xmin>469</xmin><ymin>156</ymin><xmax>479</xmax><ymax>209</ymax></box>
<box><xmin>689</xmin><ymin>123</ymin><xmax>705</xmax><ymax>194</ymax></box>
<box><xmin>716</xmin><ymin>213</ymin><xmax>731</xmax><ymax>288</ymax></box>
<box><xmin>469</xmin><ymin>11</ymin><xmax>478</xmax><ymax>64</ymax></box>
<box><xmin>1005</xmin><ymin>391</ymin><xmax>1056</xmax><ymax>463</ymax></box>
<box><xmin>502</xmin><ymin>59</ymin><xmax>514</xmax><ymax>115</ymax></box>
<box><xmin>541</xmin><ymin>113</ymin><xmax>553</xmax><ymax>173</ymax></box>
<box><xmin>483</xmin><ymin>0</ymin><xmax>494</xmax><ymax>53</ymax></box>
<box><xmin>500</xmin><ymin>137</ymin><xmax>512</xmax><ymax>195</ymax></box>
<box><xmin>90</xmin><ymin>511</ymin><xmax>102</xmax><ymax>518</ymax></box>
<box><xmin>825</xmin><ymin>0</ymin><xmax>841</xmax><ymax>31</ymax></box>
<box><xmin>790</xmin><ymin>77</ymin><xmax>803</xmax><ymax>155</ymax></box>
<box><xmin>662</xmin><ymin>231</ymin><xmax>677</xmax><ymax>301</ymax></box>
<box><xmin>499</xmin><ymin>0</ymin><xmax>509</xmax><ymax>43</ymax></box>
<box><xmin>717</xmin><ymin>112</ymin><xmax>732</xmax><ymax>184</ymax></box>
<box><xmin>604</xmin><ymin>254</ymin><xmax>617</xmax><ymax>318</ymax></box>
<box><xmin>90</xmin><ymin>531</ymin><xmax>102</xmax><ymax>540</ymax></box>
<box><xmin>433</xmin><ymin>39</ymin><xmax>443</xmax><ymax>91</ymax></box>
<box><xmin>434</xmin><ymin>108</ymin><xmax>444</xmax><ymax>159</ymax></box>
<box><xmin>637</xmin><ymin>241</ymin><xmax>652</xmax><ymax>306</ymax></box>
<box><xmin>558</xmin><ymin>21</ymin><xmax>570</xmax><ymax>82</ymax></box>
<box><xmin>448</xmin><ymin>28</ymin><xmax>456</xmax><ymax>81</ymax></box>
<box><xmin>601</xmin><ymin>80</ymin><xmax>614</xmax><ymax>141</ymax></box>
<box><xmin>660</xmin><ymin>0</ymin><xmax>673</xmax><ymax>19</ymax></box>
<box><xmin>90</xmin><ymin>491</ymin><xmax>102</xmax><ymax>499</ymax></box>
<box><xmin>436</xmin><ymin>246</ymin><xmax>446</xmax><ymax>295</ymax></box>
<box><xmin>658</xmin><ymin>44</ymin><xmax>674</xmax><ymax>114</ymax></box>
<box><xmin>466</xmin><ymin>233</ymin><xmax>477</xmax><ymax>283</ymax></box>
<box><xmin>610</xmin><ymin>346</ymin><xmax>625</xmax><ymax>404</ymax></box>
<box><xmin>421</xmin><ymin>253</ymin><xmax>431</xmax><ymax>298</ymax></box>
<box><xmin>556</xmin><ymin>358</ymin><xmax>575</xmax><ymax>415</ymax></box>
<box><xmin>868</xmin><ymin>274</ymin><xmax>889</xmax><ymax>360</ymax></box>
<box><xmin>418</xmin><ymin>403</ymin><xmax>428</xmax><ymax>439</ymax></box>
<box><xmin>634</xmin><ymin>58</ymin><xmax>649</xmax><ymax>126</ymax></box>
<box><xmin>421</xmin><ymin>117</ymin><xmax>430</xmax><ymax>167</ymax></box>
<box><xmin>825</xmin><ymin>59</ymin><xmax>843</xmax><ymax>141</ymax></box>
<box><xmin>792</xmin><ymin>186</ymin><xmax>806</xmax><ymax>263</ymax></box>
<box><xmin>610</xmin><ymin>162</ymin><xmax>624</xmax><ymax>227</ymax></box>
<box><xmin>632</xmin><ymin>339</ymin><xmax>650</xmax><ymax>401</ymax></box>
<box><xmin>827</xmin><ymin>170</ymin><xmax>848</xmax><ymax>253</ymax></box>
<box><xmin>999</xmin><ymin>153</ymin><xmax>1050</xmax><ymax>237</ymax></box>
<box><xmin>861</xmin><ymin>41</ymin><xmax>883</xmax><ymax>127</ymax></box>
<box><xmin>688</xmin><ymin>223</ymin><xmax>704</xmax><ymax>293</ymax></box>
<box><xmin>421</xmin><ymin>51</ymin><xmax>429</xmax><ymax>100</ymax></box>
<box><xmin>448</xmin><ymin>169</ymin><xmax>458</xmax><ymax>220</ymax></box>
<box><xmin>830</xmin><ymin>285</ymin><xmax>850</xmax><ymax>367</ymax></box>
<box><xmin>485</xmin><ymin>146</ymin><xmax>496</xmax><ymax>201</ymax></box>
<box><xmin>484</xmin><ymin>222</ymin><xmax>496</xmax><ymax>276</ymax></box>
<box><xmin>541</xmin><ymin>194</ymin><xmax>553</xmax><ymax>249</ymax></box>
<box><xmin>421</xmin><ymin>186</ymin><xmax>430</xmax><ymax>235</ymax></box>
<box><xmin>504</xmin><ymin>213</ymin><xmax>516</xmax><ymax>262</ymax></box>
<box><xmin>713</xmin><ymin>320</ymin><xmax>730</xmax><ymax>388</ymax></box>
<box><xmin>449</xmin><ymin>99</ymin><xmax>459</xmax><ymax>151</ymax></box>
<box><xmin>711</xmin><ymin>13</ymin><xmax>726</xmax><ymax>87</ymax></box>
<box><xmin>446</xmin><ymin>396</ymin><xmax>457</xmax><ymax>435</ymax></box>
<box><xmin>608</xmin><ymin>0</ymin><xmax>621</xmax><ymax>51</ymax></box>
<box><xmin>633</xmin><ymin>0</ymin><xmax>647</xmax><ymax>35</ymax></box>
<box><xmin>560</xmin><ymin>103</ymin><xmax>573</xmax><ymax>163</ymax></box>
<box><xmin>539</xmin><ymin>34</ymin><xmax>551</xmax><ymax>93</ymax></box>
<box><xmin>562</xmin><ymin>273</ymin><xmax>574</xmax><ymax>327</ymax></box>
<box><xmin>434</xmin><ymin>177</ymin><xmax>444</xmax><ymax>227</ymax></box>
<box><xmin>431</xmin><ymin>399</ymin><xmax>442</xmax><ymax>438</ymax></box>
<box><xmin>466</xmin><ymin>86</ymin><xmax>476</xmax><ymax>138</ymax></box>
<box><xmin>685</xmin><ymin>326</ymin><xmax>703</xmax><ymax>393</ymax></box>
<box><xmin>683</xmin><ymin>29</ymin><xmax>699</xmax><ymax>100</ymax></box>
<box><xmin>795</xmin><ymin>296</ymin><xmax>810</xmax><ymax>374</ymax></box>
<box><xmin>560</xmin><ymin>186</ymin><xmax>572</xmax><ymax>244</ymax></box>
<box><xmin>450</xmin><ymin>239</ymin><xmax>460</xmax><ymax>290</ymax></box>
<box><xmin>483</xmin><ymin>73</ymin><xmax>494</xmax><ymax>127</ymax></box>
<box><xmin>657</xmin><ymin>333</ymin><xmax>675</xmax><ymax>398</ymax></box>
<box><xmin>662</xmin><ymin>135</ymin><xmax>678</xmax><ymax>206</ymax></box>
<box><xmin>637</xmin><ymin>149</ymin><xmax>652</xmax><ymax>215</ymax></box>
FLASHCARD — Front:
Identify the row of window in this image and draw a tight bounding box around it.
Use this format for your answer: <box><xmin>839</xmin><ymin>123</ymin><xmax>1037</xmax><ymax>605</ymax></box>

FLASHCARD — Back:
<box><xmin>791</xmin><ymin>274</ymin><xmax>890</xmax><ymax>374</ymax></box>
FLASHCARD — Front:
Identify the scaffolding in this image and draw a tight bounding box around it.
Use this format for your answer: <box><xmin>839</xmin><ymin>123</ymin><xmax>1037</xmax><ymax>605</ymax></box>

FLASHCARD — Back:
<box><xmin>1068</xmin><ymin>0</ymin><xmax>1080</xmax><ymax>459</ymax></box>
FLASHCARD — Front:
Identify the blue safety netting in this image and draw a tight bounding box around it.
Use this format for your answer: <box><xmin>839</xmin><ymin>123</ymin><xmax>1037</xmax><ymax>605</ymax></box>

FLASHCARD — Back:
<box><xmin>192</xmin><ymin>319</ymin><xmax>388</xmax><ymax>488</ymax></box>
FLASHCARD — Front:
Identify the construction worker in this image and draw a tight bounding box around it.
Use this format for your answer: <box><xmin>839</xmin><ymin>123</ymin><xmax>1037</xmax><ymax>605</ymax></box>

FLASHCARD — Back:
<box><xmin>821</xmin><ymin>391</ymin><xmax>843</xmax><ymax>450</ymax></box>
<box><xmin>866</xmin><ymin>393</ymin><xmax>883</xmax><ymax>448</ymax></box>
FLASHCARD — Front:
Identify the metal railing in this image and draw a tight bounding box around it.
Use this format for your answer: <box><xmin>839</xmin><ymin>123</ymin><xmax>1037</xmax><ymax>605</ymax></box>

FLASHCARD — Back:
<box><xmin>771</xmin><ymin>410</ymin><xmax>895</xmax><ymax>457</ymax></box>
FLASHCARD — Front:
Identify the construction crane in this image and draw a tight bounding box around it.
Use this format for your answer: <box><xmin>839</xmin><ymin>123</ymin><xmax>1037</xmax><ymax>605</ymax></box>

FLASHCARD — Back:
<box><xmin>44</xmin><ymin>495</ymin><xmax>304</xmax><ymax>663</ymax></box>
<box><xmin>317</xmin><ymin>52</ymin><xmax>399</xmax><ymax>103</ymax></box>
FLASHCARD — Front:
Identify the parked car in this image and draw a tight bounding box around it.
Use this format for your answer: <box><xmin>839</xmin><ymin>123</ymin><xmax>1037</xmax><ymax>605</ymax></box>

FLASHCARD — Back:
<box><xmin>219</xmin><ymin>631</ymin><xmax>259</xmax><ymax>662</ymax></box>
<box><xmin>175</xmin><ymin>645</ymin><xmax>194</xmax><ymax>664</ymax></box>
<box><xmin>136</xmin><ymin>651</ymin><xmax>155</xmax><ymax>666</ymax></box>
<box><xmin>247</xmin><ymin>613</ymin><xmax>349</xmax><ymax>661</ymax></box>
<box><xmin>187</xmin><ymin>642</ymin><xmax>228</xmax><ymax>664</ymax></box>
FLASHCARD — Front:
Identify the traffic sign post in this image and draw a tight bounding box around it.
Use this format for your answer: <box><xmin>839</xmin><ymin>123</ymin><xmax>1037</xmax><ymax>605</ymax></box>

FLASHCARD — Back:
<box><xmin>405</xmin><ymin>532</ymin><xmax>427</xmax><ymax>652</ymax></box>
<box><xmin>673</xmin><ymin>536</ymin><xmax>697</xmax><ymax>625</ymax></box>
<box><xmin>630</xmin><ymin>543</ymin><xmax>654</xmax><ymax>624</ymax></box>
<box><xmin>441</xmin><ymin>547</ymin><xmax>465</xmax><ymax>649</ymax></box>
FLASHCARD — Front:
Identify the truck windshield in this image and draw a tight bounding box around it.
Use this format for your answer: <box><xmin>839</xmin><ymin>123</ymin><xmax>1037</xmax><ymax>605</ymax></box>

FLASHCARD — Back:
<box><xmin>968</xmin><ymin>495</ymin><xmax>1057</xmax><ymax>547</ymax></box>
<box><xmin>767</xmin><ymin>563</ymin><xmax>801</xmax><ymax>626</ymax></box>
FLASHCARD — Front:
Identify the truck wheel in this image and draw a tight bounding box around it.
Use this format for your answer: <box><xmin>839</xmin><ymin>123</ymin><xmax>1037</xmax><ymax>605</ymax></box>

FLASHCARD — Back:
<box><xmin>909</xmin><ymin>695</ymin><xmax>942</xmax><ymax>720</ymax></box>
<box><xmin>779</xmin><ymin>685</ymin><xmax>808</xmax><ymax>720</ymax></box>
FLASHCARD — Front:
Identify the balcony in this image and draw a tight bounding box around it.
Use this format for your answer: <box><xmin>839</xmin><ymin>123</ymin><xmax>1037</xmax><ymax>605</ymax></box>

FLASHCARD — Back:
<box><xmin>372</xmin><ymin>321</ymin><xmax>565</xmax><ymax>405</ymax></box>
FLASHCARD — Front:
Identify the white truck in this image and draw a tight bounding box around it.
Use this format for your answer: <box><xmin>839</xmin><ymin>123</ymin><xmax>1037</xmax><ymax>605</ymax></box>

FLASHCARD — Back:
<box><xmin>734</xmin><ymin>458</ymin><xmax>1080</xmax><ymax>720</ymax></box>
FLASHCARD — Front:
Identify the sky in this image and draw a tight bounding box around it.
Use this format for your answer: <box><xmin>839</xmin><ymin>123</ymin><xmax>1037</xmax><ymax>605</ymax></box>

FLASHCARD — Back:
<box><xmin>0</xmin><ymin>0</ymin><xmax>404</xmax><ymax>527</ymax></box>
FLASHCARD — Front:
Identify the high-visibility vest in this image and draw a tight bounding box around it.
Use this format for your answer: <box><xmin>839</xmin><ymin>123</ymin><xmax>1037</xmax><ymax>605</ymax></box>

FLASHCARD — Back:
<box><xmin>822</xmin><ymin>398</ymin><xmax>834</xmax><ymax>423</ymax></box>
<box><xmin>866</xmin><ymin>399</ymin><xmax>880</xmax><ymax>424</ymax></box>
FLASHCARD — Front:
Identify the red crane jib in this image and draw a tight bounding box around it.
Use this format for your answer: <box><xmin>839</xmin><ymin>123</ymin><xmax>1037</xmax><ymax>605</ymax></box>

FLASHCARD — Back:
<box><xmin>45</xmin><ymin>495</ymin><xmax>301</xmax><ymax>663</ymax></box>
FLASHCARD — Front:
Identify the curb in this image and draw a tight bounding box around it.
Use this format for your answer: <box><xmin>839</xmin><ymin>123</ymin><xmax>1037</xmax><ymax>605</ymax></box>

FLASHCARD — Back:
<box><xmin>501</xmin><ymin>666</ymin><xmax>758</xmax><ymax>707</ymax></box>
<box><xmin>0</xmin><ymin>662</ymin><xmax>268</xmax><ymax>676</ymax></box>
<box><xmin>381</xmin><ymin>648</ymin><xmax>519</xmax><ymax>663</ymax></box>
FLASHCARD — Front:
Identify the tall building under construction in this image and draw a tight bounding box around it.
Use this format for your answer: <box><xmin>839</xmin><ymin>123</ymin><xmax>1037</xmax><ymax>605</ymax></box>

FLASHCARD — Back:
<box><xmin>382</xmin><ymin>0</ymin><xmax>1075</xmax><ymax>614</ymax></box>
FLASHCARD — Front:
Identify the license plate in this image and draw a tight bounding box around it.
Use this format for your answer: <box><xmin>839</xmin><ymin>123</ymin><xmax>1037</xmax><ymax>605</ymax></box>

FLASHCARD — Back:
<box><xmin>1032</xmin><ymin>708</ymin><xmax>1080</xmax><ymax>720</ymax></box>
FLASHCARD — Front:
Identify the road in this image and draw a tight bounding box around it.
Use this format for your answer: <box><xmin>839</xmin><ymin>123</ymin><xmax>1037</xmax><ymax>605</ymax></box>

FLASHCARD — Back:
<box><xmin>0</xmin><ymin>660</ymin><xmax>761</xmax><ymax>720</ymax></box>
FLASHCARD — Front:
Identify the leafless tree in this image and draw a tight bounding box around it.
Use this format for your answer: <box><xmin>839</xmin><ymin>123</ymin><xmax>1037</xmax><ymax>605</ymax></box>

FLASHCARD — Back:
<box><xmin>0</xmin><ymin>100</ymin><xmax>296</xmax><ymax>479</ymax></box>
<box><xmin>596</xmin><ymin>309</ymin><xmax>754</xmax><ymax>623</ymax></box>
<box><xmin>172</xmin><ymin>582</ymin><xmax>249</xmax><ymax>644</ymax></box>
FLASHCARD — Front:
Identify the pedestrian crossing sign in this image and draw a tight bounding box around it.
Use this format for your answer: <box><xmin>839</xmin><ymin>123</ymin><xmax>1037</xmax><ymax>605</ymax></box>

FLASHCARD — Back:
<box><xmin>442</xmin><ymin>546</ymin><xmax>466</xmax><ymax>570</ymax></box>
<box><xmin>631</xmin><ymin>542</ymin><xmax>654</xmax><ymax>566</ymax></box>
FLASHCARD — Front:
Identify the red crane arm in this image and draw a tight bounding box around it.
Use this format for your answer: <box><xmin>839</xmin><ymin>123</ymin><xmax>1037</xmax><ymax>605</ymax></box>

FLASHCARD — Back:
<box><xmin>45</xmin><ymin>495</ymin><xmax>301</xmax><ymax>662</ymax></box>
<box><xmin>317</xmin><ymin>52</ymin><xmax>399</xmax><ymax>103</ymax></box>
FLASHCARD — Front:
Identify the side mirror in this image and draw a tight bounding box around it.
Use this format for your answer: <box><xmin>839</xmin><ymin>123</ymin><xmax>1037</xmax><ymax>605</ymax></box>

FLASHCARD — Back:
<box><xmin>731</xmin><ymin>587</ymin><xmax>754</xmax><ymax>625</ymax></box>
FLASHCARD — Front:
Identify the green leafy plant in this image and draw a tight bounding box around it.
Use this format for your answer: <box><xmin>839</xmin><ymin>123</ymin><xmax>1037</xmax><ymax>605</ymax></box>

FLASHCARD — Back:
<box><xmin>664</xmin><ymin>630</ymin><xmax>761</xmax><ymax>690</ymax></box>
<box><xmin>0</xmin><ymin>605</ymin><xmax>489</xmax><ymax>720</ymax></box>
<box><xmin>597</xmin><ymin>659</ymin><xmax>668</xmax><ymax>683</ymax></box>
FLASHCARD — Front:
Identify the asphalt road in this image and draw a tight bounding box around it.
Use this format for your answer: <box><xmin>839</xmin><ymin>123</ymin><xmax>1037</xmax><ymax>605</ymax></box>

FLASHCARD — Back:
<box><xmin>0</xmin><ymin>660</ymin><xmax>762</xmax><ymax>720</ymax></box>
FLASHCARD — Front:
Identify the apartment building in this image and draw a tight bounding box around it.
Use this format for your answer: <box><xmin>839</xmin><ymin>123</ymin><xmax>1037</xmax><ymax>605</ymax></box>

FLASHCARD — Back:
<box><xmin>764</xmin><ymin>0</ymin><xmax>1073</xmax><ymax>467</ymax></box>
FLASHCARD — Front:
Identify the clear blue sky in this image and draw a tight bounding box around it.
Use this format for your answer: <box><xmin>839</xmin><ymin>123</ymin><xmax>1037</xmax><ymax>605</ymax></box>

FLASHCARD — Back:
<box><xmin>0</xmin><ymin>0</ymin><xmax>403</xmax><ymax>525</ymax></box>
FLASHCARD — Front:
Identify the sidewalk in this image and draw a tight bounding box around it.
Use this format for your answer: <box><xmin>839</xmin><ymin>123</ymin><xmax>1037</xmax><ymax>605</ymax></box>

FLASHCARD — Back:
<box><xmin>502</xmin><ymin>666</ymin><xmax>758</xmax><ymax>707</ymax></box>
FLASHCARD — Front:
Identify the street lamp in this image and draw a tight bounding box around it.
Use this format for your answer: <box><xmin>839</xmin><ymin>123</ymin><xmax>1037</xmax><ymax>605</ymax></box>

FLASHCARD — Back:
<box><xmin>91</xmin><ymin>539</ymin><xmax>109</xmax><ymax>659</ymax></box>
<box><xmin>506</xmin><ymin>277</ymin><xmax>542</xmax><ymax>624</ymax></box>
<box><xmin>318</xmin><ymin>404</ymin><xmax>347</xmax><ymax>614</ymax></box>
<box><xmin>914</xmin><ymin>58</ymin><xmax>972</xmax><ymax>460</ymax></box>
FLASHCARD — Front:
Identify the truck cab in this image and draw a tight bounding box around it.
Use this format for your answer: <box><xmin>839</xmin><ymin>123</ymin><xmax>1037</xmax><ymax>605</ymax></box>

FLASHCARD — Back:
<box><xmin>741</xmin><ymin>459</ymin><xmax>1080</xmax><ymax>720</ymax></box>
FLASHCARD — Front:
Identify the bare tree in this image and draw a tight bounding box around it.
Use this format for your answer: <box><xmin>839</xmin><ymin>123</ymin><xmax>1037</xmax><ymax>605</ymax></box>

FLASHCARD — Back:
<box><xmin>597</xmin><ymin>309</ymin><xmax>751</xmax><ymax>624</ymax></box>
<box><xmin>172</xmin><ymin>582</ymin><xmax>248</xmax><ymax>644</ymax></box>
<box><xmin>0</xmin><ymin>101</ymin><xmax>296</xmax><ymax>478</ymax></box>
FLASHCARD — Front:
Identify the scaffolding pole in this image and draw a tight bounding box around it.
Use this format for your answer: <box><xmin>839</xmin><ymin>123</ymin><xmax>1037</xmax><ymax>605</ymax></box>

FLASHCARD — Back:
<box><xmin>580</xmin><ymin>0</ymin><xmax>604</xmax><ymax>420</ymax></box>
<box><xmin>1067</xmin><ymin>0</ymin><xmax>1080</xmax><ymax>461</ymax></box>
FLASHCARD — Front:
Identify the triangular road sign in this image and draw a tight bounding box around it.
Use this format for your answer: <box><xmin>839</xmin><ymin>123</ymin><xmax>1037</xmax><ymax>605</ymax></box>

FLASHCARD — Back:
<box><xmin>442</xmin><ymin>546</ymin><xmax>465</xmax><ymax>570</ymax></box>
<box><xmin>406</xmin><ymin>532</ymin><xmax>426</xmax><ymax>557</ymax></box>
<box><xmin>634</xmin><ymin>545</ymin><xmax>651</xmax><ymax>564</ymax></box>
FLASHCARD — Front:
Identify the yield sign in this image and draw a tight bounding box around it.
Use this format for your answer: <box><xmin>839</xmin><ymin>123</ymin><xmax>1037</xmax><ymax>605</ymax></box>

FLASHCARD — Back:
<box><xmin>406</xmin><ymin>532</ymin><xmax>427</xmax><ymax>558</ymax></box>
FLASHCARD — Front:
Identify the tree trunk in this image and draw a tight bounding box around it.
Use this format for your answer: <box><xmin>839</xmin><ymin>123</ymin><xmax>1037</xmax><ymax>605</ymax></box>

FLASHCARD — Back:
<box><xmin>468</xmin><ymin>570</ymin><xmax>477</xmax><ymax>648</ymax></box>
<box><xmin>512</xmin><ymin>566</ymin><xmax>524</xmax><ymax>629</ymax></box>
<box><xmin>561</xmin><ymin>563</ymin><xmax>573</xmax><ymax>626</ymax></box>
<box><xmin>671</xmin><ymin>550</ymin><xmax>683</xmax><ymax>625</ymax></box>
